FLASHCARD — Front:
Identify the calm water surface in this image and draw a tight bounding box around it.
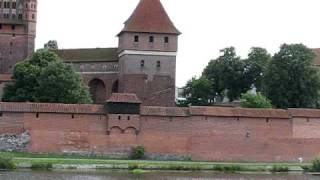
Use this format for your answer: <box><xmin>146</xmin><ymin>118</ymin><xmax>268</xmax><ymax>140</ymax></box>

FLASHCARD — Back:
<box><xmin>0</xmin><ymin>170</ymin><xmax>318</xmax><ymax>180</ymax></box>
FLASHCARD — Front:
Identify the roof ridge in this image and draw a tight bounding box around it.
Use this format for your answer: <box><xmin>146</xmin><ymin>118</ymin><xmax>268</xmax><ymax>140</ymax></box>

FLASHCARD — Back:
<box><xmin>119</xmin><ymin>0</ymin><xmax>180</xmax><ymax>35</ymax></box>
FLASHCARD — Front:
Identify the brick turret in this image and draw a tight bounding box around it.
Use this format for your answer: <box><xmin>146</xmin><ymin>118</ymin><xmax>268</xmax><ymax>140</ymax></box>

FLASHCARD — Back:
<box><xmin>117</xmin><ymin>0</ymin><xmax>181</xmax><ymax>107</ymax></box>
<box><xmin>0</xmin><ymin>0</ymin><xmax>37</xmax><ymax>73</ymax></box>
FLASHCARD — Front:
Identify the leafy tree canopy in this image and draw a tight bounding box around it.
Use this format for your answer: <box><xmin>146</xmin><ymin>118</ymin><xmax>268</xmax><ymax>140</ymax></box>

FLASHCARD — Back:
<box><xmin>182</xmin><ymin>76</ymin><xmax>214</xmax><ymax>106</ymax></box>
<box><xmin>263</xmin><ymin>44</ymin><xmax>320</xmax><ymax>108</ymax></box>
<box><xmin>245</xmin><ymin>47</ymin><xmax>271</xmax><ymax>92</ymax></box>
<box><xmin>240</xmin><ymin>92</ymin><xmax>272</xmax><ymax>108</ymax></box>
<box><xmin>203</xmin><ymin>47</ymin><xmax>251</xmax><ymax>101</ymax></box>
<box><xmin>2</xmin><ymin>50</ymin><xmax>92</xmax><ymax>104</ymax></box>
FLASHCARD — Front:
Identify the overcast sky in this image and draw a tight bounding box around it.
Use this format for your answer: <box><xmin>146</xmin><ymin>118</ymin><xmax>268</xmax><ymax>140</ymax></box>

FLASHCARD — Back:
<box><xmin>36</xmin><ymin>0</ymin><xmax>320</xmax><ymax>87</ymax></box>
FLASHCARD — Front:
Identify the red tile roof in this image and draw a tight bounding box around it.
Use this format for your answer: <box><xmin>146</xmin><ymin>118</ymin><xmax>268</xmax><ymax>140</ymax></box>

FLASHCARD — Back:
<box><xmin>0</xmin><ymin>102</ymin><xmax>105</xmax><ymax>114</ymax></box>
<box><xmin>107</xmin><ymin>93</ymin><xmax>142</xmax><ymax>104</ymax></box>
<box><xmin>0</xmin><ymin>74</ymin><xmax>12</xmax><ymax>82</ymax></box>
<box><xmin>119</xmin><ymin>0</ymin><xmax>181</xmax><ymax>35</ymax></box>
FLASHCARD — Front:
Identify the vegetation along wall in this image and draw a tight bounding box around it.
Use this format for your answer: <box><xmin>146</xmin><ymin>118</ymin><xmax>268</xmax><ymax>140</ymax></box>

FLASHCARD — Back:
<box><xmin>1</xmin><ymin>102</ymin><xmax>320</xmax><ymax>163</ymax></box>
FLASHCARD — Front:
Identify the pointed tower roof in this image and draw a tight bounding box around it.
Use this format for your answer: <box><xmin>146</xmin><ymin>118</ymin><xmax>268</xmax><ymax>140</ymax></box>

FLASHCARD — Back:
<box><xmin>119</xmin><ymin>0</ymin><xmax>181</xmax><ymax>35</ymax></box>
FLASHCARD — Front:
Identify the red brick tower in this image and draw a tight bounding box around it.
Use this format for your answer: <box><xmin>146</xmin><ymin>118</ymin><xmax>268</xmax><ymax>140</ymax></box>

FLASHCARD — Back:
<box><xmin>117</xmin><ymin>0</ymin><xmax>180</xmax><ymax>107</ymax></box>
<box><xmin>0</xmin><ymin>0</ymin><xmax>37</xmax><ymax>74</ymax></box>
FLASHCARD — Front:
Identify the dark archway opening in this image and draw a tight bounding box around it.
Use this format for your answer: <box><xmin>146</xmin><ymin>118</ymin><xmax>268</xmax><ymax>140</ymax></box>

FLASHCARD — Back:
<box><xmin>88</xmin><ymin>79</ymin><xmax>106</xmax><ymax>104</ymax></box>
<box><xmin>112</xmin><ymin>80</ymin><xmax>119</xmax><ymax>93</ymax></box>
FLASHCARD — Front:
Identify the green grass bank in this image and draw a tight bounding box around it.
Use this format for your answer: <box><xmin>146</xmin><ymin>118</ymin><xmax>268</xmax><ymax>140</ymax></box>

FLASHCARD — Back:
<box><xmin>0</xmin><ymin>152</ymin><xmax>310</xmax><ymax>172</ymax></box>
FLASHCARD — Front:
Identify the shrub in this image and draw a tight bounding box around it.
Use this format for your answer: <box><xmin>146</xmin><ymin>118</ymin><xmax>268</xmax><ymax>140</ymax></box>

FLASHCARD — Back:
<box><xmin>301</xmin><ymin>165</ymin><xmax>313</xmax><ymax>172</ymax></box>
<box><xmin>31</xmin><ymin>163</ymin><xmax>53</xmax><ymax>170</ymax></box>
<box><xmin>130</xmin><ymin>146</ymin><xmax>145</xmax><ymax>160</ymax></box>
<box><xmin>270</xmin><ymin>166</ymin><xmax>289</xmax><ymax>172</ymax></box>
<box><xmin>311</xmin><ymin>158</ymin><xmax>320</xmax><ymax>172</ymax></box>
<box><xmin>212</xmin><ymin>165</ymin><xmax>243</xmax><ymax>172</ymax></box>
<box><xmin>128</xmin><ymin>163</ymin><xmax>139</xmax><ymax>170</ymax></box>
<box><xmin>0</xmin><ymin>157</ymin><xmax>16</xmax><ymax>170</ymax></box>
<box><xmin>240</xmin><ymin>92</ymin><xmax>273</xmax><ymax>108</ymax></box>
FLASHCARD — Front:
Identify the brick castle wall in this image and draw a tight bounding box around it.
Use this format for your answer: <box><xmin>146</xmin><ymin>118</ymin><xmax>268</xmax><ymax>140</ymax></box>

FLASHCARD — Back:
<box><xmin>1</xmin><ymin>102</ymin><xmax>320</xmax><ymax>162</ymax></box>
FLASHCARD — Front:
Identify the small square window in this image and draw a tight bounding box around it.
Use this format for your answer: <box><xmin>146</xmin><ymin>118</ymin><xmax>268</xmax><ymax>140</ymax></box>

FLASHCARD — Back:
<box><xmin>164</xmin><ymin>37</ymin><xmax>169</xmax><ymax>43</ymax></box>
<box><xmin>149</xmin><ymin>36</ymin><xmax>154</xmax><ymax>43</ymax></box>
<box><xmin>134</xmin><ymin>35</ymin><xmax>139</xmax><ymax>42</ymax></box>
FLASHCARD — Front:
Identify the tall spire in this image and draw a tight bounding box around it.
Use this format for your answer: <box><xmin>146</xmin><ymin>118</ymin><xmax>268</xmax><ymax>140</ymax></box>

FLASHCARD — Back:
<box><xmin>119</xmin><ymin>0</ymin><xmax>181</xmax><ymax>35</ymax></box>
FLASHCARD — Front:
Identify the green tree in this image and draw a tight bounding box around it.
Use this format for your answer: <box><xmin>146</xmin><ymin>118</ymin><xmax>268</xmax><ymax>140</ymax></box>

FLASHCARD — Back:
<box><xmin>44</xmin><ymin>40</ymin><xmax>58</xmax><ymax>50</ymax></box>
<box><xmin>263</xmin><ymin>44</ymin><xmax>320</xmax><ymax>108</ymax></box>
<box><xmin>240</xmin><ymin>92</ymin><xmax>272</xmax><ymax>108</ymax></box>
<box><xmin>182</xmin><ymin>77</ymin><xmax>214</xmax><ymax>106</ymax></box>
<box><xmin>2</xmin><ymin>50</ymin><xmax>92</xmax><ymax>104</ymax></box>
<box><xmin>203</xmin><ymin>47</ymin><xmax>251</xmax><ymax>102</ymax></box>
<box><xmin>245</xmin><ymin>47</ymin><xmax>271</xmax><ymax>92</ymax></box>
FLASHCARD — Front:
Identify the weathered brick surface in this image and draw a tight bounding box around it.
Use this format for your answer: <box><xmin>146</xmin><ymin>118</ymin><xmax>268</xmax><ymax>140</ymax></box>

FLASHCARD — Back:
<box><xmin>2</xmin><ymin>103</ymin><xmax>320</xmax><ymax>162</ymax></box>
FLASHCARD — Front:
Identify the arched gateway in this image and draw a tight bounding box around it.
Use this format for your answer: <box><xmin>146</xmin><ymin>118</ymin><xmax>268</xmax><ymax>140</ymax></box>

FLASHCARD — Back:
<box><xmin>88</xmin><ymin>79</ymin><xmax>106</xmax><ymax>104</ymax></box>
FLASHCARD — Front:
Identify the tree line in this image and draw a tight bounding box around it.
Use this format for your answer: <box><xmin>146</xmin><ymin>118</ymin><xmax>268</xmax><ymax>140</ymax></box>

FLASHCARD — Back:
<box><xmin>180</xmin><ymin>44</ymin><xmax>320</xmax><ymax>109</ymax></box>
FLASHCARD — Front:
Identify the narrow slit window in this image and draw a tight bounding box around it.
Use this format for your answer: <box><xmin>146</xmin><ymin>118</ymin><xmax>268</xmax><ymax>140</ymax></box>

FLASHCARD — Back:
<box><xmin>157</xmin><ymin>61</ymin><xmax>161</xmax><ymax>68</ymax></box>
<box><xmin>118</xmin><ymin>115</ymin><xmax>121</xmax><ymax>120</ymax></box>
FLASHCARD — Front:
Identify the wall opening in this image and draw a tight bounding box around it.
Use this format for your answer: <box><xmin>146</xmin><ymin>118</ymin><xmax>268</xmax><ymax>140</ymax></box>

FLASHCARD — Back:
<box><xmin>88</xmin><ymin>79</ymin><xmax>106</xmax><ymax>104</ymax></box>
<box><xmin>112</xmin><ymin>80</ymin><xmax>119</xmax><ymax>93</ymax></box>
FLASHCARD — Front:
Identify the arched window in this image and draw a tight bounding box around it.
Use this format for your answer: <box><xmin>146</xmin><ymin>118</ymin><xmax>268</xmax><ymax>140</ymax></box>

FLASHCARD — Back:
<box><xmin>140</xmin><ymin>60</ymin><xmax>145</xmax><ymax>67</ymax></box>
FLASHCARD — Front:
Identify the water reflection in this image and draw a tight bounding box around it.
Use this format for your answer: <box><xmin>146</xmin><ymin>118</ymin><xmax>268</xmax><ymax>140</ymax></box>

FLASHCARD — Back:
<box><xmin>0</xmin><ymin>170</ymin><xmax>318</xmax><ymax>180</ymax></box>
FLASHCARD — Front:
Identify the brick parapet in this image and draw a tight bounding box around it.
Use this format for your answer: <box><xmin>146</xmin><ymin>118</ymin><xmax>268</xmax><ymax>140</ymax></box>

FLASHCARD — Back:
<box><xmin>1</xmin><ymin>102</ymin><xmax>318</xmax><ymax>118</ymax></box>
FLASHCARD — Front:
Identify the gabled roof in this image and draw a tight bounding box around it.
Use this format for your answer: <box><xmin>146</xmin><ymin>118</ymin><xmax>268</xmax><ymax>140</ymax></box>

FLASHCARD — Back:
<box><xmin>53</xmin><ymin>48</ymin><xmax>118</xmax><ymax>63</ymax></box>
<box><xmin>119</xmin><ymin>0</ymin><xmax>181</xmax><ymax>35</ymax></box>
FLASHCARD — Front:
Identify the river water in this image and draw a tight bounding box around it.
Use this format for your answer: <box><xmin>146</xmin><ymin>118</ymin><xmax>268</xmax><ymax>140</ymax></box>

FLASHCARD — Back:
<box><xmin>0</xmin><ymin>170</ymin><xmax>318</xmax><ymax>180</ymax></box>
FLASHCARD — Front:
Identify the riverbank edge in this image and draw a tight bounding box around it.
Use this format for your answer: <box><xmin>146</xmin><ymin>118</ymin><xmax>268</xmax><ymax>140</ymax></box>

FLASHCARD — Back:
<box><xmin>0</xmin><ymin>152</ymin><xmax>310</xmax><ymax>172</ymax></box>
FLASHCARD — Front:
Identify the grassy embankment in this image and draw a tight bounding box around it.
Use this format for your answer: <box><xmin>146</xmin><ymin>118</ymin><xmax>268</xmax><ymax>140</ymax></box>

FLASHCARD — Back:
<box><xmin>0</xmin><ymin>152</ymin><xmax>310</xmax><ymax>172</ymax></box>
